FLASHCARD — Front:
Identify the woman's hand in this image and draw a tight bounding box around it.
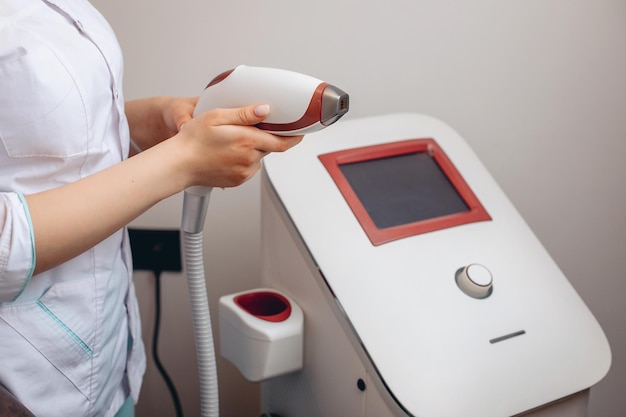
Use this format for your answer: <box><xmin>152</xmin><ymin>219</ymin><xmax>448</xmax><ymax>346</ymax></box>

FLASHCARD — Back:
<box><xmin>125</xmin><ymin>96</ymin><xmax>198</xmax><ymax>154</ymax></box>
<box><xmin>171</xmin><ymin>104</ymin><xmax>303</xmax><ymax>188</ymax></box>
<box><xmin>26</xmin><ymin>103</ymin><xmax>302</xmax><ymax>274</ymax></box>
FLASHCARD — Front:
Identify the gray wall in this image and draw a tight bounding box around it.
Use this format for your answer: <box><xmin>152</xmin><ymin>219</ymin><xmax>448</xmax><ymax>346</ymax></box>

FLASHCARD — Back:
<box><xmin>91</xmin><ymin>1</ymin><xmax>626</xmax><ymax>416</ymax></box>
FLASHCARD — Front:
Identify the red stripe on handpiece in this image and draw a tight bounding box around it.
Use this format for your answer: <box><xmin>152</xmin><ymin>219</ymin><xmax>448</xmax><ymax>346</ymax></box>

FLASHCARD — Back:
<box><xmin>206</xmin><ymin>68</ymin><xmax>235</xmax><ymax>88</ymax></box>
<box><xmin>256</xmin><ymin>82</ymin><xmax>327</xmax><ymax>133</ymax></box>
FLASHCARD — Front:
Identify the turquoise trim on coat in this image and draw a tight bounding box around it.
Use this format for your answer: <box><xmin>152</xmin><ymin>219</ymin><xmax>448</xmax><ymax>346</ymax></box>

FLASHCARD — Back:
<box><xmin>36</xmin><ymin>301</ymin><xmax>93</xmax><ymax>356</ymax></box>
<box><xmin>114</xmin><ymin>396</ymin><xmax>134</xmax><ymax>417</ymax></box>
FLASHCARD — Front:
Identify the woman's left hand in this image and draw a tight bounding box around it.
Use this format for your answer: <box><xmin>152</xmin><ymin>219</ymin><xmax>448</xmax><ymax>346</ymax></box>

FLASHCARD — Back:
<box><xmin>125</xmin><ymin>96</ymin><xmax>198</xmax><ymax>154</ymax></box>
<box><xmin>161</xmin><ymin>96</ymin><xmax>198</xmax><ymax>134</ymax></box>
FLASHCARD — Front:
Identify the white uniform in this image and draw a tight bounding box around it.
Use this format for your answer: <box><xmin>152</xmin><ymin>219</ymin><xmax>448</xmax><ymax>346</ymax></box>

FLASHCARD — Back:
<box><xmin>0</xmin><ymin>1</ymin><xmax>146</xmax><ymax>415</ymax></box>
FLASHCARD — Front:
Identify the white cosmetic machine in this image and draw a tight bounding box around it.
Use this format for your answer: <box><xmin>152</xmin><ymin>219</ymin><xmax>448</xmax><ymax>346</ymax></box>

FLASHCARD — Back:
<box><xmin>219</xmin><ymin>113</ymin><xmax>611</xmax><ymax>417</ymax></box>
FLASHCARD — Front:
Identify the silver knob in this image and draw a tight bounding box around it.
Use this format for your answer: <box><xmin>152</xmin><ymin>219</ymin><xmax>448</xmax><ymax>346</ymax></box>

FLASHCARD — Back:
<box><xmin>455</xmin><ymin>264</ymin><xmax>493</xmax><ymax>299</ymax></box>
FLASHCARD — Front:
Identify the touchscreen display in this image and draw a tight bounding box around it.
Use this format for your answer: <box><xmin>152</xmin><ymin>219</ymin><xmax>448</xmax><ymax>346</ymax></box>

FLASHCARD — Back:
<box><xmin>318</xmin><ymin>139</ymin><xmax>491</xmax><ymax>245</ymax></box>
<box><xmin>338</xmin><ymin>152</ymin><xmax>469</xmax><ymax>229</ymax></box>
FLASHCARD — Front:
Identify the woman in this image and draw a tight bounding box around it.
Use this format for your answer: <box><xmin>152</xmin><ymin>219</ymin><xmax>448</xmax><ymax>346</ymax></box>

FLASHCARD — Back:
<box><xmin>0</xmin><ymin>1</ymin><xmax>302</xmax><ymax>416</ymax></box>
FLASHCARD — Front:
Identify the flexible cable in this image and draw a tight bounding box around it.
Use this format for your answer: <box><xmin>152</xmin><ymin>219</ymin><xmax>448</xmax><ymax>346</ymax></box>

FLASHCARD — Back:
<box><xmin>182</xmin><ymin>231</ymin><xmax>219</xmax><ymax>417</ymax></box>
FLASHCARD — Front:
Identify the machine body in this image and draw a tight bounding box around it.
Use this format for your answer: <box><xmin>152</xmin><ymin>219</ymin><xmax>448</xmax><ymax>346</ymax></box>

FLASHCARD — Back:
<box><xmin>259</xmin><ymin>113</ymin><xmax>611</xmax><ymax>417</ymax></box>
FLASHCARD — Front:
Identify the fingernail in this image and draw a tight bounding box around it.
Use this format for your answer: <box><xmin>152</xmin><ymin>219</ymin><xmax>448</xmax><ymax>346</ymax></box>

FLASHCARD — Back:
<box><xmin>254</xmin><ymin>104</ymin><xmax>270</xmax><ymax>117</ymax></box>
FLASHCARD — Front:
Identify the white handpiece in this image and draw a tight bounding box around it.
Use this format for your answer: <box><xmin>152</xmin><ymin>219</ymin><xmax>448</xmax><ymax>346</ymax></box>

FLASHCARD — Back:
<box><xmin>193</xmin><ymin>65</ymin><xmax>350</xmax><ymax>135</ymax></box>
<box><xmin>183</xmin><ymin>65</ymin><xmax>350</xmax><ymax>233</ymax></box>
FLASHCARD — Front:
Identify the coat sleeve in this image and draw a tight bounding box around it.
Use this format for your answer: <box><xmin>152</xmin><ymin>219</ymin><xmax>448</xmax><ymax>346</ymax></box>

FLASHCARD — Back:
<box><xmin>0</xmin><ymin>192</ymin><xmax>35</xmax><ymax>303</ymax></box>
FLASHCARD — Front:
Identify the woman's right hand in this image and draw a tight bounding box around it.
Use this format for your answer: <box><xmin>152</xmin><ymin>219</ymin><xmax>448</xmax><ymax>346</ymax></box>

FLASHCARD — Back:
<box><xmin>170</xmin><ymin>104</ymin><xmax>304</xmax><ymax>188</ymax></box>
<box><xmin>25</xmin><ymin>104</ymin><xmax>303</xmax><ymax>275</ymax></box>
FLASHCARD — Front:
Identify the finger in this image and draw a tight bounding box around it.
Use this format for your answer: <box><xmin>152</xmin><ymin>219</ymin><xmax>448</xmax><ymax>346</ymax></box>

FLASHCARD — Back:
<box><xmin>175</xmin><ymin>114</ymin><xmax>193</xmax><ymax>131</ymax></box>
<box><xmin>259</xmin><ymin>134</ymin><xmax>304</xmax><ymax>153</ymax></box>
<box><xmin>206</xmin><ymin>104</ymin><xmax>271</xmax><ymax>127</ymax></box>
<box><xmin>239</xmin><ymin>104</ymin><xmax>270</xmax><ymax>125</ymax></box>
<box><xmin>165</xmin><ymin>97</ymin><xmax>198</xmax><ymax>132</ymax></box>
<box><xmin>253</xmin><ymin>104</ymin><xmax>270</xmax><ymax>118</ymax></box>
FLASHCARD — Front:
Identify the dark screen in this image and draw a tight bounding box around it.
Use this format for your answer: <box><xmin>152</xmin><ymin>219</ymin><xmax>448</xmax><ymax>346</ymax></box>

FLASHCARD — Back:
<box><xmin>338</xmin><ymin>152</ymin><xmax>469</xmax><ymax>229</ymax></box>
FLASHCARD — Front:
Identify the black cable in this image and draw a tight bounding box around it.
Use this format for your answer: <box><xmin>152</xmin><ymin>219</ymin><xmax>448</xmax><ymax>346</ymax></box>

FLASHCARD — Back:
<box><xmin>152</xmin><ymin>270</ymin><xmax>184</xmax><ymax>417</ymax></box>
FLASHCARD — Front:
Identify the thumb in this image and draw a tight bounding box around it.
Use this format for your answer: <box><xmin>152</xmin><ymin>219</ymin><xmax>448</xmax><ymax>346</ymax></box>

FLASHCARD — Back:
<box><xmin>176</xmin><ymin>114</ymin><xmax>193</xmax><ymax>131</ymax></box>
<box><xmin>253</xmin><ymin>104</ymin><xmax>270</xmax><ymax>118</ymax></box>
<box><xmin>233</xmin><ymin>104</ymin><xmax>270</xmax><ymax>126</ymax></box>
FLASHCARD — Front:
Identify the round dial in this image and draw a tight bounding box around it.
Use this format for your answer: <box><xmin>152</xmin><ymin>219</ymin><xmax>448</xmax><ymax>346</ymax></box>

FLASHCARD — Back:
<box><xmin>455</xmin><ymin>264</ymin><xmax>493</xmax><ymax>299</ymax></box>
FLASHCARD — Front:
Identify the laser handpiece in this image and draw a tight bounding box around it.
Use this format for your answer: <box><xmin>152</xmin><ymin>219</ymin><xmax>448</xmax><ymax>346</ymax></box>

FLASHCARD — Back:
<box><xmin>195</xmin><ymin>64</ymin><xmax>349</xmax><ymax>135</ymax></box>
<box><xmin>180</xmin><ymin>65</ymin><xmax>349</xmax><ymax>417</ymax></box>
<box><xmin>182</xmin><ymin>65</ymin><xmax>350</xmax><ymax>234</ymax></box>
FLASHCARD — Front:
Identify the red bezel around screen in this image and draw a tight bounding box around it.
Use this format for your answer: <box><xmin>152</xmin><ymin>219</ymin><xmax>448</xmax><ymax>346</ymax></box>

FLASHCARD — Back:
<box><xmin>318</xmin><ymin>139</ymin><xmax>491</xmax><ymax>245</ymax></box>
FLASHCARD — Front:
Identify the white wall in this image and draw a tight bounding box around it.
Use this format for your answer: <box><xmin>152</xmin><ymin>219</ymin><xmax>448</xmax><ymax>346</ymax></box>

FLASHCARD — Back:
<box><xmin>91</xmin><ymin>1</ymin><xmax>626</xmax><ymax>416</ymax></box>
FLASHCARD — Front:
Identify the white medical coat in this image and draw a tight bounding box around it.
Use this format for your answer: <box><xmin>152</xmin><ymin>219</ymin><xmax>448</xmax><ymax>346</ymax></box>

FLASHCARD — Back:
<box><xmin>0</xmin><ymin>1</ymin><xmax>146</xmax><ymax>415</ymax></box>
